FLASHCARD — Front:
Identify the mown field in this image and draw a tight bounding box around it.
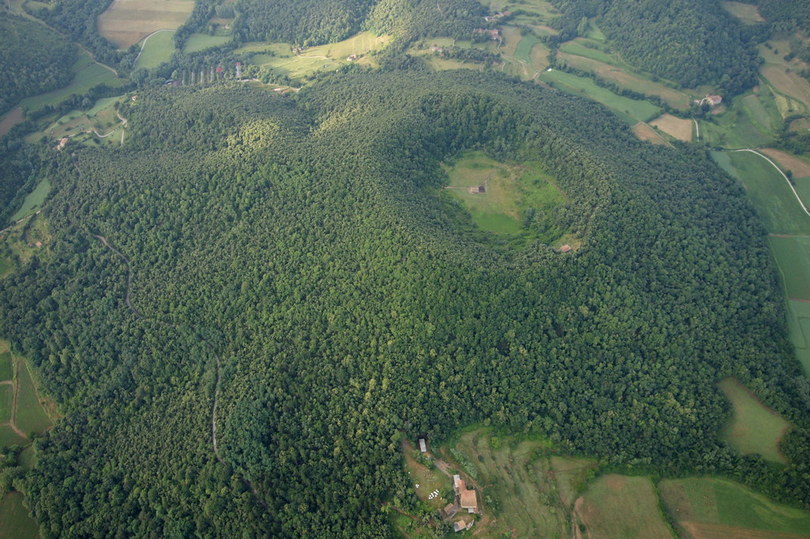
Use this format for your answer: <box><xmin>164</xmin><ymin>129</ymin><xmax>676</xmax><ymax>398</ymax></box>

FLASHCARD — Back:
<box><xmin>786</xmin><ymin>299</ymin><xmax>810</xmax><ymax>374</ymax></box>
<box><xmin>183</xmin><ymin>33</ymin><xmax>232</xmax><ymax>54</ymax></box>
<box><xmin>539</xmin><ymin>69</ymin><xmax>661</xmax><ymax>124</ymax></box>
<box><xmin>659</xmin><ymin>477</ymin><xmax>810</xmax><ymax>538</ymax></box>
<box><xmin>98</xmin><ymin>0</ymin><xmax>194</xmax><ymax>48</ymax></box>
<box><xmin>650</xmin><ymin>114</ymin><xmax>693</xmax><ymax>142</ymax></box>
<box><xmin>15</xmin><ymin>359</ymin><xmax>52</xmax><ymax>436</ymax></box>
<box><xmin>769</xmin><ymin>236</ymin><xmax>810</xmax><ymax>301</ymax></box>
<box><xmin>721</xmin><ymin>1</ymin><xmax>765</xmax><ymax>24</ymax></box>
<box><xmin>632</xmin><ymin>122</ymin><xmax>670</xmax><ymax>146</ymax></box>
<box><xmin>0</xmin><ymin>493</ymin><xmax>39</xmax><ymax>539</ymax></box>
<box><xmin>719</xmin><ymin>378</ymin><xmax>791</xmax><ymax>463</ymax></box>
<box><xmin>19</xmin><ymin>52</ymin><xmax>122</xmax><ymax>113</ymax></box>
<box><xmin>10</xmin><ymin>179</ymin><xmax>50</xmax><ymax>222</ymax></box>
<box><xmin>574</xmin><ymin>475</ymin><xmax>674</xmax><ymax>538</ymax></box>
<box><xmin>134</xmin><ymin>30</ymin><xmax>175</xmax><ymax>70</ymax></box>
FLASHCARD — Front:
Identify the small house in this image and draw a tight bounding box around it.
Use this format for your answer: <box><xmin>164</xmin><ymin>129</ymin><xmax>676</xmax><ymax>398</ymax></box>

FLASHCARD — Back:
<box><xmin>453</xmin><ymin>475</ymin><xmax>464</xmax><ymax>494</ymax></box>
<box><xmin>55</xmin><ymin>138</ymin><xmax>69</xmax><ymax>151</ymax></box>
<box><xmin>460</xmin><ymin>489</ymin><xmax>478</xmax><ymax>513</ymax></box>
<box><xmin>418</xmin><ymin>438</ymin><xmax>427</xmax><ymax>453</ymax></box>
<box><xmin>468</xmin><ymin>185</ymin><xmax>486</xmax><ymax>194</ymax></box>
<box><xmin>442</xmin><ymin>503</ymin><xmax>459</xmax><ymax>519</ymax></box>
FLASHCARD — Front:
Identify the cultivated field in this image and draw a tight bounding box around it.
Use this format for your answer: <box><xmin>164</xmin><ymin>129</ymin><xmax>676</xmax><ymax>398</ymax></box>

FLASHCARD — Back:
<box><xmin>719</xmin><ymin>378</ymin><xmax>791</xmax><ymax>463</ymax></box>
<box><xmin>0</xmin><ymin>107</ymin><xmax>24</xmax><ymax>137</ymax></box>
<box><xmin>539</xmin><ymin>70</ymin><xmax>661</xmax><ymax>124</ymax></box>
<box><xmin>574</xmin><ymin>475</ymin><xmax>674</xmax><ymax>538</ymax></box>
<box><xmin>98</xmin><ymin>0</ymin><xmax>195</xmax><ymax>48</ymax></box>
<box><xmin>721</xmin><ymin>1</ymin><xmax>765</xmax><ymax>24</ymax></box>
<box><xmin>761</xmin><ymin>149</ymin><xmax>810</xmax><ymax>179</ymax></box>
<box><xmin>632</xmin><ymin>122</ymin><xmax>670</xmax><ymax>146</ymax></box>
<box><xmin>19</xmin><ymin>52</ymin><xmax>123</xmax><ymax>113</ymax></box>
<box><xmin>651</xmin><ymin>114</ymin><xmax>693</xmax><ymax>141</ymax></box>
<box><xmin>659</xmin><ymin>477</ymin><xmax>810</xmax><ymax>538</ymax></box>
<box><xmin>0</xmin><ymin>493</ymin><xmax>39</xmax><ymax>539</ymax></box>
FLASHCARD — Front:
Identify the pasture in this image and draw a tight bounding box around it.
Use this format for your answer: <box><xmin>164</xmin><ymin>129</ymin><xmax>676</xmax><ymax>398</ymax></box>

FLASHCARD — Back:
<box><xmin>135</xmin><ymin>30</ymin><xmax>175</xmax><ymax>69</ymax></box>
<box><xmin>650</xmin><ymin>114</ymin><xmax>693</xmax><ymax>142</ymax></box>
<box><xmin>183</xmin><ymin>33</ymin><xmax>232</xmax><ymax>54</ymax></box>
<box><xmin>10</xmin><ymin>179</ymin><xmax>50</xmax><ymax>222</ymax></box>
<box><xmin>699</xmin><ymin>99</ymin><xmax>775</xmax><ymax>149</ymax></box>
<box><xmin>711</xmin><ymin>151</ymin><xmax>810</xmax><ymax>234</ymax></box>
<box><xmin>0</xmin><ymin>348</ymin><xmax>12</xmax><ymax>381</ymax></box>
<box><xmin>632</xmin><ymin>122</ymin><xmax>671</xmax><ymax>146</ymax></box>
<box><xmin>15</xmin><ymin>359</ymin><xmax>52</xmax><ymax>436</ymax></box>
<box><xmin>719</xmin><ymin>378</ymin><xmax>791</xmax><ymax>463</ymax></box>
<box><xmin>0</xmin><ymin>384</ymin><xmax>12</xmax><ymax>423</ymax></box>
<box><xmin>769</xmin><ymin>236</ymin><xmax>810</xmax><ymax>301</ymax></box>
<box><xmin>539</xmin><ymin>70</ymin><xmax>661</xmax><ymax>124</ymax></box>
<box><xmin>761</xmin><ymin>148</ymin><xmax>810</xmax><ymax>179</ymax></box>
<box><xmin>721</xmin><ymin>1</ymin><xmax>765</xmax><ymax>24</ymax></box>
<box><xmin>659</xmin><ymin>477</ymin><xmax>810</xmax><ymax>538</ymax></box>
<box><xmin>98</xmin><ymin>0</ymin><xmax>194</xmax><ymax>48</ymax></box>
<box><xmin>0</xmin><ymin>493</ymin><xmax>39</xmax><ymax>539</ymax></box>
<box><xmin>447</xmin><ymin>427</ymin><xmax>594</xmax><ymax>538</ymax></box>
<box><xmin>442</xmin><ymin>151</ymin><xmax>567</xmax><ymax>239</ymax></box>
<box><xmin>574</xmin><ymin>475</ymin><xmax>674</xmax><ymax>538</ymax></box>
<box><xmin>0</xmin><ymin>425</ymin><xmax>25</xmax><ymax>447</ymax></box>
<box><xmin>20</xmin><ymin>52</ymin><xmax>123</xmax><ymax>113</ymax></box>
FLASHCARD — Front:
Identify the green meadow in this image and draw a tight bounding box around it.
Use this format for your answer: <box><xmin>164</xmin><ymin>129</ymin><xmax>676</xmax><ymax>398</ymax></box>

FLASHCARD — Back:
<box><xmin>0</xmin><ymin>350</ymin><xmax>12</xmax><ymax>381</ymax></box>
<box><xmin>786</xmin><ymin>299</ymin><xmax>810</xmax><ymax>374</ymax></box>
<box><xmin>183</xmin><ymin>33</ymin><xmax>232</xmax><ymax>54</ymax></box>
<box><xmin>10</xmin><ymin>179</ymin><xmax>51</xmax><ymax>222</ymax></box>
<box><xmin>719</xmin><ymin>378</ymin><xmax>791</xmax><ymax>463</ymax></box>
<box><xmin>15</xmin><ymin>361</ymin><xmax>52</xmax><ymax>436</ymax></box>
<box><xmin>769</xmin><ymin>235</ymin><xmax>810</xmax><ymax>300</ymax></box>
<box><xmin>0</xmin><ymin>493</ymin><xmax>39</xmax><ymax>539</ymax></box>
<box><xmin>539</xmin><ymin>70</ymin><xmax>661</xmax><ymax>124</ymax></box>
<box><xmin>0</xmin><ymin>384</ymin><xmax>12</xmax><ymax>423</ymax></box>
<box><xmin>135</xmin><ymin>30</ymin><xmax>176</xmax><ymax>69</ymax></box>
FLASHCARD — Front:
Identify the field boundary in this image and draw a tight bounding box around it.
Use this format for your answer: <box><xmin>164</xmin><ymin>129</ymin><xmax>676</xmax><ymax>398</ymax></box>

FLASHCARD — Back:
<box><xmin>733</xmin><ymin>149</ymin><xmax>810</xmax><ymax>217</ymax></box>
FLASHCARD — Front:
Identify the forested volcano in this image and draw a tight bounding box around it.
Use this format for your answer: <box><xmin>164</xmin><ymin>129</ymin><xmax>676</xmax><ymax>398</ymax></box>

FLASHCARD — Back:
<box><xmin>2</xmin><ymin>71</ymin><xmax>808</xmax><ymax>536</ymax></box>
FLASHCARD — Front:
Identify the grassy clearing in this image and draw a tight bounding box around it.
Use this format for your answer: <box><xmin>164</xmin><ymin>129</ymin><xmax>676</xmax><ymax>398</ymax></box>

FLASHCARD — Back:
<box><xmin>14</xmin><ymin>359</ymin><xmax>52</xmax><ymax>436</ymax></box>
<box><xmin>0</xmin><ymin>384</ymin><xmax>12</xmax><ymax>423</ymax></box>
<box><xmin>39</xmin><ymin>96</ymin><xmax>126</xmax><ymax>148</ymax></box>
<box><xmin>135</xmin><ymin>30</ymin><xmax>175</xmax><ymax>69</ymax></box>
<box><xmin>98</xmin><ymin>0</ymin><xmax>194</xmax><ymax>47</ymax></box>
<box><xmin>20</xmin><ymin>52</ymin><xmax>123</xmax><ymax>113</ymax></box>
<box><xmin>575</xmin><ymin>475</ymin><xmax>673</xmax><ymax>538</ymax></box>
<box><xmin>442</xmin><ymin>151</ymin><xmax>568</xmax><ymax>242</ymax></box>
<box><xmin>721</xmin><ymin>1</ymin><xmax>765</xmax><ymax>24</ymax></box>
<box><xmin>0</xmin><ymin>425</ymin><xmax>26</xmax><ymax>447</ymax></box>
<box><xmin>183</xmin><ymin>33</ymin><xmax>232</xmax><ymax>54</ymax></box>
<box><xmin>650</xmin><ymin>114</ymin><xmax>693</xmax><ymax>142</ymax></box>
<box><xmin>447</xmin><ymin>428</ymin><xmax>594</xmax><ymax>538</ymax></box>
<box><xmin>3</xmin><ymin>214</ymin><xmax>51</xmax><ymax>265</ymax></box>
<box><xmin>252</xmin><ymin>32</ymin><xmax>389</xmax><ymax>80</ymax></box>
<box><xmin>632</xmin><ymin>122</ymin><xmax>671</xmax><ymax>146</ymax></box>
<box><xmin>711</xmin><ymin>151</ymin><xmax>810</xmax><ymax>234</ymax></box>
<box><xmin>10</xmin><ymin>179</ymin><xmax>50</xmax><ymax>222</ymax></box>
<box><xmin>786</xmin><ymin>299</ymin><xmax>810</xmax><ymax>374</ymax></box>
<box><xmin>0</xmin><ymin>493</ymin><xmax>39</xmax><ymax>539</ymax></box>
<box><xmin>719</xmin><ymin>378</ymin><xmax>791</xmax><ymax>463</ymax></box>
<box><xmin>769</xmin><ymin>235</ymin><xmax>810</xmax><ymax>300</ymax></box>
<box><xmin>659</xmin><ymin>477</ymin><xmax>810</xmax><ymax>538</ymax></box>
<box><xmin>539</xmin><ymin>69</ymin><xmax>661</xmax><ymax>124</ymax></box>
<box><xmin>0</xmin><ymin>348</ymin><xmax>12</xmax><ymax>381</ymax></box>
<box><xmin>402</xmin><ymin>443</ymin><xmax>453</xmax><ymax>511</ymax></box>
<box><xmin>700</xmin><ymin>98</ymin><xmax>775</xmax><ymax>149</ymax></box>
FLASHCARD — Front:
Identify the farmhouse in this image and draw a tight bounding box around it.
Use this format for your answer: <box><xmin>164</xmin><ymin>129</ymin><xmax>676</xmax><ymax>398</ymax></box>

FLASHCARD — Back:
<box><xmin>453</xmin><ymin>474</ymin><xmax>479</xmax><ymax>513</ymax></box>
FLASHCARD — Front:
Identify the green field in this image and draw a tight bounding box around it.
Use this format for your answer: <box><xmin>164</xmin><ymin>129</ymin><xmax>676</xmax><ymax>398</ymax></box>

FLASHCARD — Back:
<box><xmin>514</xmin><ymin>34</ymin><xmax>541</xmax><ymax>63</ymax></box>
<box><xmin>402</xmin><ymin>444</ymin><xmax>453</xmax><ymax>511</ymax></box>
<box><xmin>719</xmin><ymin>378</ymin><xmax>791</xmax><ymax>463</ymax></box>
<box><xmin>786</xmin><ymin>299</ymin><xmax>810</xmax><ymax>374</ymax></box>
<box><xmin>135</xmin><ymin>30</ymin><xmax>176</xmax><ymax>69</ymax></box>
<box><xmin>10</xmin><ymin>179</ymin><xmax>51</xmax><ymax>222</ymax></box>
<box><xmin>0</xmin><ymin>384</ymin><xmax>12</xmax><ymax>423</ymax></box>
<box><xmin>712</xmin><ymin>151</ymin><xmax>810</xmax><ymax>234</ymax></box>
<box><xmin>769</xmin><ymin>236</ymin><xmax>810</xmax><ymax>300</ymax></box>
<box><xmin>442</xmin><ymin>151</ymin><xmax>568</xmax><ymax>241</ymax></box>
<box><xmin>539</xmin><ymin>70</ymin><xmax>661</xmax><ymax>124</ymax></box>
<box><xmin>0</xmin><ymin>425</ymin><xmax>26</xmax><ymax>447</ymax></box>
<box><xmin>575</xmin><ymin>475</ymin><xmax>674</xmax><ymax>538</ymax></box>
<box><xmin>20</xmin><ymin>52</ymin><xmax>123</xmax><ymax>113</ymax></box>
<box><xmin>700</xmin><ymin>95</ymin><xmax>777</xmax><ymax>148</ymax></box>
<box><xmin>0</xmin><ymin>350</ymin><xmax>12</xmax><ymax>381</ymax></box>
<box><xmin>183</xmin><ymin>33</ymin><xmax>231</xmax><ymax>54</ymax></box>
<box><xmin>0</xmin><ymin>493</ymin><xmax>39</xmax><ymax>539</ymax></box>
<box><xmin>14</xmin><ymin>361</ymin><xmax>52</xmax><ymax>436</ymax></box>
<box><xmin>560</xmin><ymin>39</ymin><xmax>617</xmax><ymax>65</ymax></box>
<box><xmin>446</xmin><ymin>428</ymin><xmax>594</xmax><ymax>537</ymax></box>
<box><xmin>660</xmin><ymin>477</ymin><xmax>810</xmax><ymax>537</ymax></box>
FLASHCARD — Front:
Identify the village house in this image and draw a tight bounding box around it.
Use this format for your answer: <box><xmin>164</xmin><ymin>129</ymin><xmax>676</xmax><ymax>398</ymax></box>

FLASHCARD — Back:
<box><xmin>453</xmin><ymin>518</ymin><xmax>474</xmax><ymax>532</ymax></box>
<box><xmin>453</xmin><ymin>475</ymin><xmax>479</xmax><ymax>514</ymax></box>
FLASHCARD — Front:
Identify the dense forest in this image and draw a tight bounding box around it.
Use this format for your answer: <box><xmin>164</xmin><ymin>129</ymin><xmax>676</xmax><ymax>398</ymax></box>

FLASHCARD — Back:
<box><xmin>549</xmin><ymin>0</ymin><xmax>761</xmax><ymax>95</ymax></box>
<box><xmin>232</xmin><ymin>0</ymin><xmax>487</xmax><ymax>45</ymax></box>
<box><xmin>0</xmin><ymin>13</ymin><xmax>77</xmax><ymax>116</ymax></box>
<box><xmin>1</xmin><ymin>70</ymin><xmax>808</xmax><ymax>536</ymax></box>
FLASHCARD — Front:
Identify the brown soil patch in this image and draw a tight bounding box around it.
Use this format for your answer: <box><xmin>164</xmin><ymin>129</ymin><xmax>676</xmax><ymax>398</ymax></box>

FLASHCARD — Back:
<box><xmin>98</xmin><ymin>0</ymin><xmax>193</xmax><ymax>47</ymax></box>
<box><xmin>681</xmin><ymin>521</ymin><xmax>809</xmax><ymax>539</ymax></box>
<box><xmin>632</xmin><ymin>122</ymin><xmax>671</xmax><ymax>146</ymax></box>
<box><xmin>651</xmin><ymin>113</ymin><xmax>693</xmax><ymax>142</ymax></box>
<box><xmin>0</xmin><ymin>107</ymin><xmax>24</xmax><ymax>138</ymax></box>
<box><xmin>761</xmin><ymin>148</ymin><xmax>810</xmax><ymax>178</ymax></box>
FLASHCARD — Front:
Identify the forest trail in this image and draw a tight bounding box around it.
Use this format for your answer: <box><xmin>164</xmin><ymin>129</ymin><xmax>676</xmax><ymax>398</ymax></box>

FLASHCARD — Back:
<box><xmin>93</xmin><ymin>234</ymin><xmax>265</xmax><ymax>506</ymax></box>
<box><xmin>734</xmin><ymin>149</ymin><xmax>810</xmax><ymax>217</ymax></box>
